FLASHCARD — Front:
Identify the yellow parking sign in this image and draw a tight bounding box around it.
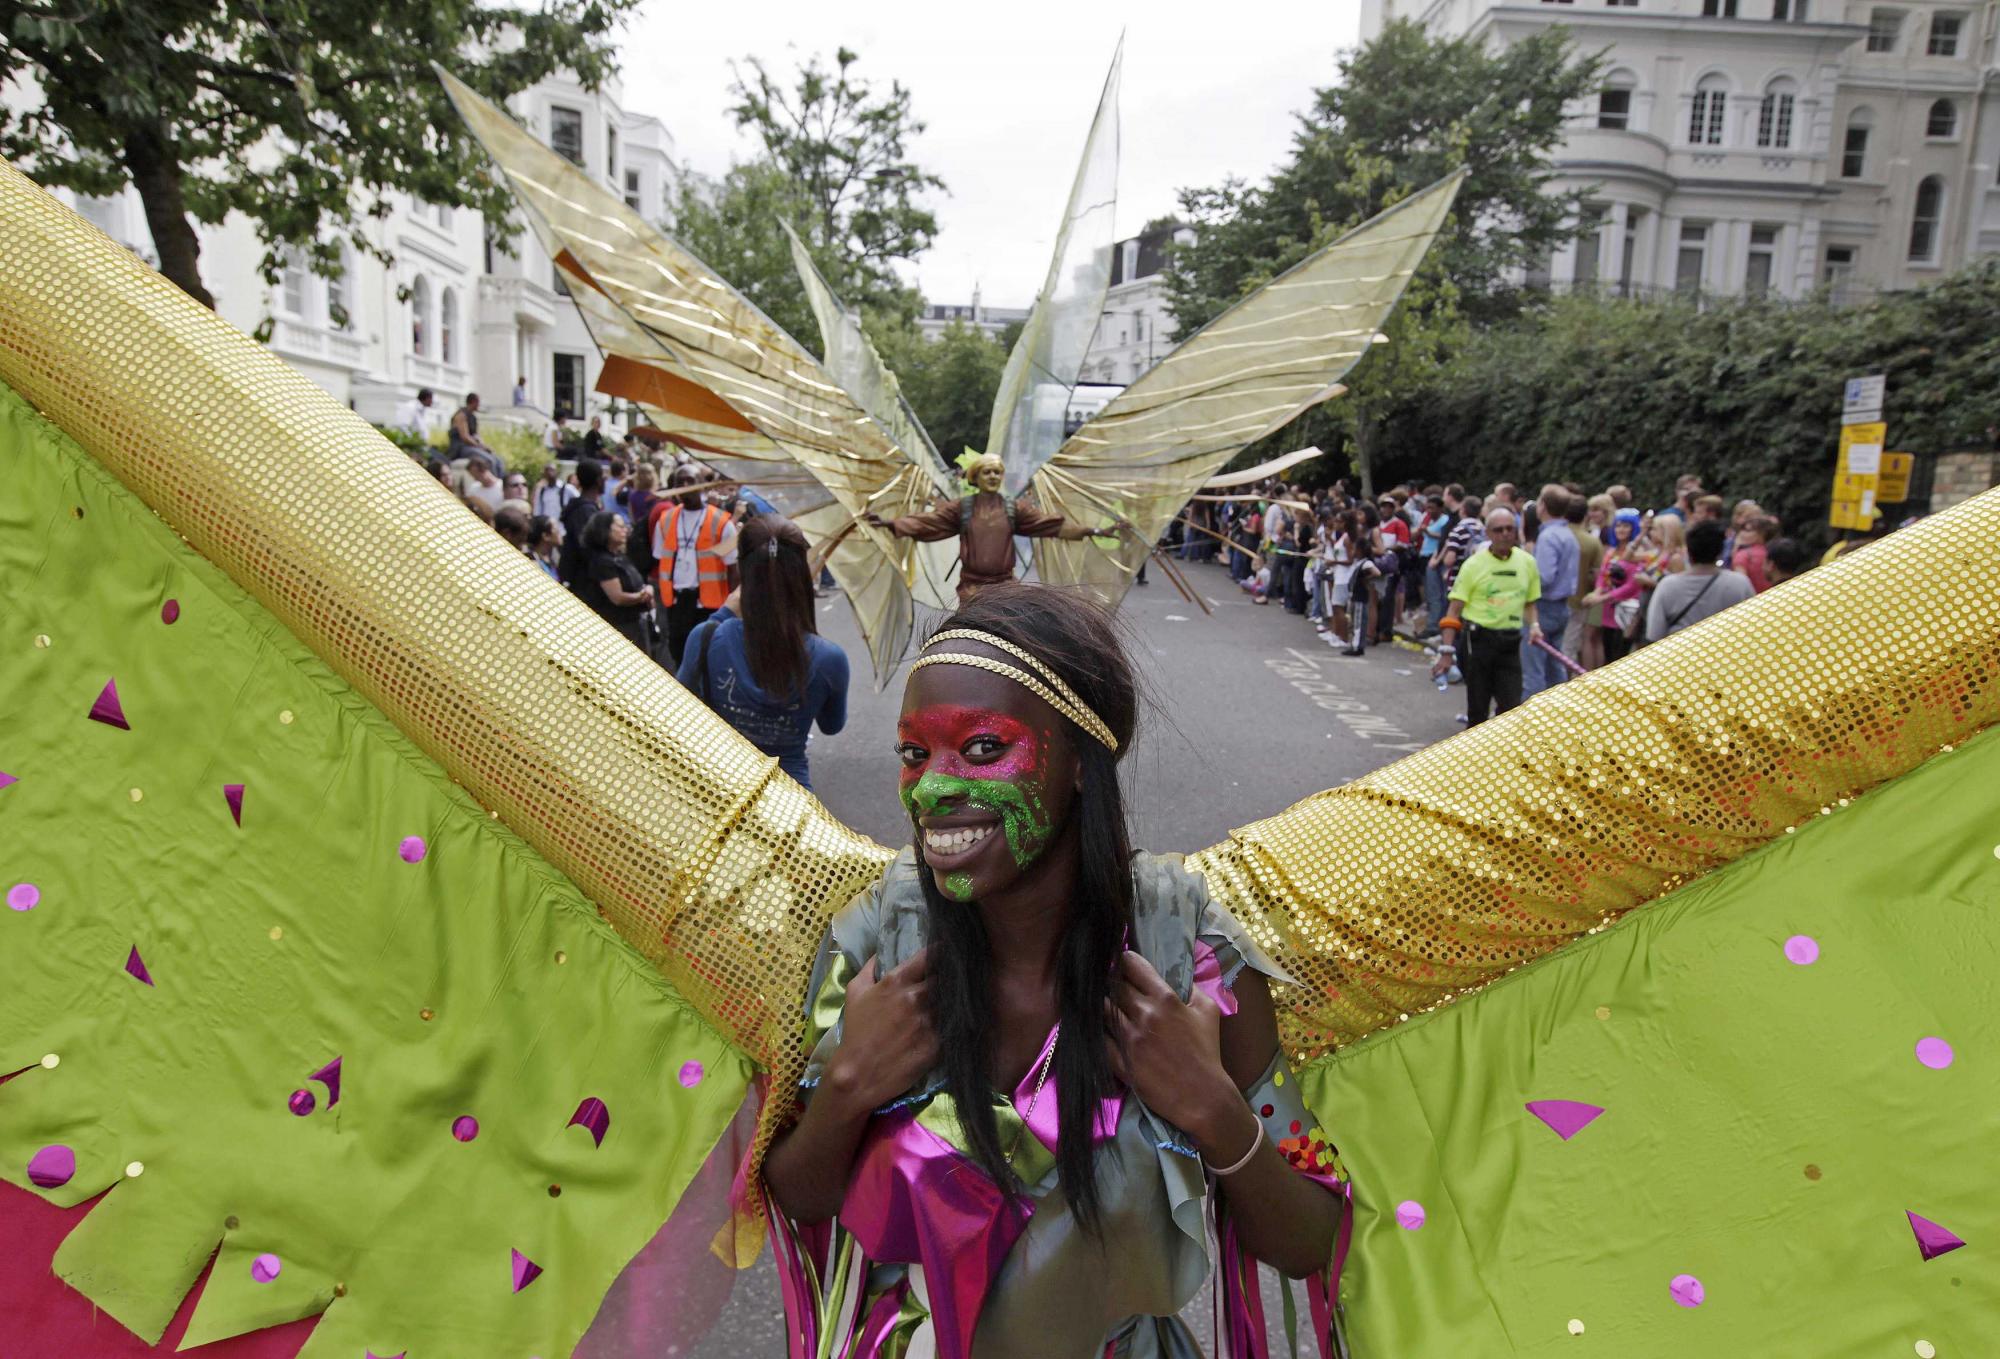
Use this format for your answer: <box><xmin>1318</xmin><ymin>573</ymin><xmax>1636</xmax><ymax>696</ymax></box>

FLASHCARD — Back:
<box><xmin>1831</xmin><ymin>422</ymin><xmax>1887</xmax><ymax>529</ymax></box>
<box><xmin>1877</xmin><ymin>452</ymin><xmax>1914</xmax><ymax>503</ymax></box>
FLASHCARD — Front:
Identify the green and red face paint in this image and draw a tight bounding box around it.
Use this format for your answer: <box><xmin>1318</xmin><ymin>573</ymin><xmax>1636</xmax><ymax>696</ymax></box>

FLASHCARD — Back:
<box><xmin>897</xmin><ymin>705</ymin><xmax>1060</xmax><ymax>900</ymax></box>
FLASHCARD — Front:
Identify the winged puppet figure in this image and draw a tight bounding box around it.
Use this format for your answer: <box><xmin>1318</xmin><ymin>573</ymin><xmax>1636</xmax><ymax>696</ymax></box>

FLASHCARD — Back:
<box><xmin>437</xmin><ymin>58</ymin><xmax>1464</xmax><ymax>686</ymax></box>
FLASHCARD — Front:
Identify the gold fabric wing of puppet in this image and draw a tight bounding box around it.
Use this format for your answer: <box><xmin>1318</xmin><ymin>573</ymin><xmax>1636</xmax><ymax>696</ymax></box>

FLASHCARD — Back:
<box><xmin>1029</xmin><ymin>172</ymin><xmax>1466</xmax><ymax>600</ymax></box>
<box><xmin>438</xmin><ymin>69</ymin><xmax>951</xmax><ymax>685</ymax></box>
<box><xmin>781</xmin><ymin>221</ymin><xmax>961</xmax><ymax>613</ymax></box>
<box><xmin>984</xmin><ymin>39</ymin><xmax>1122</xmax><ymax>499</ymax></box>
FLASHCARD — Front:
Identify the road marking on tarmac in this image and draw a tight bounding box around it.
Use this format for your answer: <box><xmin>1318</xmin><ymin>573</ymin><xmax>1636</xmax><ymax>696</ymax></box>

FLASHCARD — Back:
<box><xmin>1266</xmin><ymin>648</ymin><xmax>1428</xmax><ymax>751</ymax></box>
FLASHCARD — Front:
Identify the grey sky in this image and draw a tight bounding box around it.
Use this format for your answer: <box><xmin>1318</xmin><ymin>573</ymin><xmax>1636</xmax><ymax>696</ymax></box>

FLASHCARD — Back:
<box><xmin>619</xmin><ymin>1</ymin><xmax>1363</xmax><ymax>310</ymax></box>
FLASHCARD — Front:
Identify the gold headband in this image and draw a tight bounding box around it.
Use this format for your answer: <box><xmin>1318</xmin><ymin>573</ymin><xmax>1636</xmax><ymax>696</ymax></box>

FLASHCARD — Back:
<box><xmin>912</xmin><ymin>629</ymin><xmax>1120</xmax><ymax>752</ymax></box>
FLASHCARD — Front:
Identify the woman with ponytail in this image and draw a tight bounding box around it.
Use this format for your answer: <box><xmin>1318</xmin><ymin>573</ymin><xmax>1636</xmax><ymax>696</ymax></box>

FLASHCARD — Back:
<box><xmin>763</xmin><ymin>582</ymin><xmax>1349</xmax><ymax>1359</ymax></box>
<box><xmin>675</xmin><ymin>514</ymin><xmax>848</xmax><ymax>791</ymax></box>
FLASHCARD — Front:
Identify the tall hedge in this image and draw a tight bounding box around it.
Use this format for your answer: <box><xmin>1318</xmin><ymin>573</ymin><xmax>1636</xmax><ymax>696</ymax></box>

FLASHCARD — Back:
<box><xmin>1369</xmin><ymin>262</ymin><xmax>2000</xmax><ymax>541</ymax></box>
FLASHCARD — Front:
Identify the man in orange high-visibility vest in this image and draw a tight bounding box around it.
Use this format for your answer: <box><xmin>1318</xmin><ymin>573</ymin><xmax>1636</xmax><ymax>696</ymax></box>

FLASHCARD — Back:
<box><xmin>650</xmin><ymin>466</ymin><xmax>739</xmax><ymax>666</ymax></box>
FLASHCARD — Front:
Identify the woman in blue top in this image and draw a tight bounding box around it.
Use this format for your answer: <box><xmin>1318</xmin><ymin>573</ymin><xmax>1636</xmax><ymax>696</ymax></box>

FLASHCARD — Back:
<box><xmin>678</xmin><ymin>513</ymin><xmax>850</xmax><ymax>791</ymax></box>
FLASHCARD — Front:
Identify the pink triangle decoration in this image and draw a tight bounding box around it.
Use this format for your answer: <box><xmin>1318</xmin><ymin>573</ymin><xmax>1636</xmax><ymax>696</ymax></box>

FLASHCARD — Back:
<box><xmin>1525</xmin><ymin>1100</ymin><xmax>1605</xmax><ymax>1141</ymax></box>
<box><xmin>125</xmin><ymin>946</ymin><xmax>154</xmax><ymax>986</ymax></box>
<box><xmin>510</xmin><ymin>1248</ymin><xmax>542</xmax><ymax>1293</ymax></box>
<box><xmin>1906</xmin><ymin>1211</ymin><xmax>1966</xmax><ymax>1261</ymax></box>
<box><xmin>87</xmin><ymin>679</ymin><xmax>129</xmax><ymax>730</ymax></box>
<box><xmin>567</xmin><ymin>1097</ymin><xmax>610</xmax><ymax>1147</ymax></box>
<box><xmin>0</xmin><ymin>770</ymin><xmax>16</xmax><ymax>790</ymax></box>
<box><xmin>223</xmin><ymin>783</ymin><xmax>245</xmax><ymax>826</ymax></box>
<box><xmin>310</xmin><ymin>1056</ymin><xmax>343</xmax><ymax>1107</ymax></box>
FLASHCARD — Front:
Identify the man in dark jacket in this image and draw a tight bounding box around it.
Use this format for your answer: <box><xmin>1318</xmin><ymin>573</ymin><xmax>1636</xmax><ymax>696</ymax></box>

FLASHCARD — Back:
<box><xmin>557</xmin><ymin>459</ymin><xmax>604</xmax><ymax>587</ymax></box>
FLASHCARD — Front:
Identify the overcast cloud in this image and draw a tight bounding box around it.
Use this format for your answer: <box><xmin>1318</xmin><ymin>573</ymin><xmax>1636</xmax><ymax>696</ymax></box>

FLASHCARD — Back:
<box><xmin>618</xmin><ymin>1</ymin><xmax>1364</xmax><ymax>310</ymax></box>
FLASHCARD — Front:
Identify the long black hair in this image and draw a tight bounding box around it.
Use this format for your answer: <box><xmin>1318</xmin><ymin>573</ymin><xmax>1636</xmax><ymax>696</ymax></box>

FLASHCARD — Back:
<box><xmin>912</xmin><ymin>582</ymin><xmax>1139</xmax><ymax>1233</ymax></box>
<box><xmin>739</xmin><ymin>514</ymin><xmax>816</xmax><ymax>697</ymax></box>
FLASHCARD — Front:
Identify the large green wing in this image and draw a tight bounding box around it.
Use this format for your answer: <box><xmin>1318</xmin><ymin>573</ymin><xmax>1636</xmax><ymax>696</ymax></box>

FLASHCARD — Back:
<box><xmin>1315</xmin><ymin>723</ymin><xmax>2000</xmax><ymax>1353</ymax></box>
<box><xmin>0</xmin><ymin>380</ymin><xmax>749</xmax><ymax>1356</ymax></box>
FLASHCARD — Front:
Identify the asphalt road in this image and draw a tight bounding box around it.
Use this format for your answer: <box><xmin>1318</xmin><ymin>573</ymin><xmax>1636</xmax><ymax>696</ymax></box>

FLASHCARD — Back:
<box><xmin>683</xmin><ymin>559</ymin><xmax>1465</xmax><ymax>1357</ymax></box>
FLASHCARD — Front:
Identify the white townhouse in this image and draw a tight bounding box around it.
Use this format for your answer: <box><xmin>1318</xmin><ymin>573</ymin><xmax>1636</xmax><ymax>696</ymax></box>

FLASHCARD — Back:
<box><xmin>1361</xmin><ymin>0</ymin><xmax>1999</xmax><ymax>298</ymax></box>
<box><xmin>12</xmin><ymin>69</ymin><xmax>674</xmax><ymax>433</ymax></box>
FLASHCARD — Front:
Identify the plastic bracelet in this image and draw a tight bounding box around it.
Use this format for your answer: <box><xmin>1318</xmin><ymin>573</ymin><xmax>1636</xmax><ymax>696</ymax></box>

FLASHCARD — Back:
<box><xmin>1438</xmin><ymin>617</ymin><xmax>1463</xmax><ymax>631</ymax></box>
<box><xmin>1203</xmin><ymin>1104</ymin><xmax>1265</xmax><ymax>1178</ymax></box>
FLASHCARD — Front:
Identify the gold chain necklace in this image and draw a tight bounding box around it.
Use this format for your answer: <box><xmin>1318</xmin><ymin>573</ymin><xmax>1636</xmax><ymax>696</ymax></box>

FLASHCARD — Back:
<box><xmin>1005</xmin><ymin>1024</ymin><xmax>1060</xmax><ymax>1169</ymax></box>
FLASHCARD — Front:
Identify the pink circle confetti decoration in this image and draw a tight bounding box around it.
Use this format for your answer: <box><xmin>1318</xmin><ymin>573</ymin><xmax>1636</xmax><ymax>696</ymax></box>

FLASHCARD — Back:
<box><xmin>1783</xmin><ymin>935</ymin><xmax>1819</xmax><ymax>965</ymax></box>
<box><xmin>1669</xmin><ymin>1274</ymin><xmax>1705</xmax><ymax>1308</ymax></box>
<box><xmin>27</xmin><ymin>1145</ymin><xmax>75</xmax><ymax>1189</ymax></box>
<box><xmin>161</xmin><ymin>600</ymin><xmax>180</xmax><ymax>624</ymax></box>
<box><xmin>398</xmin><ymin>836</ymin><xmax>427</xmax><ymax>864</ymax></box>
<box><xmin>288</xmin><ymin>1089</ymin><xmax>315</xmax><ymax>1117</ymax></box>
<box><xmin>1916</xmin><ymin>1037</ymin><xmax>1954</xmax><ymax>1070</ymax></box>
<box><xmin>251</xmin><ymin>1253</ymin><xmax>282</xmax><ymax>1284</ymax></box>
<box><xmin>1395</xmin><ymin>1200</ymin><xmax>1426</xmax><ymax>1230</ymax></box>
<box><xmin>8</xmin><ymin>882</ymin><xmax>39</xmax><ymax>911</ymax></box>
<box><xmin>677</xmin><ymin>1061</ymin><xmax>705</xmax><ymax>1088</ymax></box>
<box><xmin>452</xmin><ymin>1115</ymin><xmax>479</xmax><ymax>1142</ymax></box>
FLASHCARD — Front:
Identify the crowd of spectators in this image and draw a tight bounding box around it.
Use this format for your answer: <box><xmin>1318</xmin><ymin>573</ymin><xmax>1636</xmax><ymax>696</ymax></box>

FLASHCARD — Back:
<box><xmin>418</xmin><ymin>387</ymin><xmax>1889</xmax><ymax>760</ymax></box>
<box><xmin>1170</xmin><ymin>470</ymin><xmax>1829</xmax><ymax>727</ymax></box>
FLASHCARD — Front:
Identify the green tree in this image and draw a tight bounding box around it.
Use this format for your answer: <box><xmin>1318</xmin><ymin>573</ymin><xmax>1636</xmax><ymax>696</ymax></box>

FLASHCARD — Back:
<box><xmin>1166</xmin><ymin>20</ymin><xmax>1605</xmax><ymax>332</ymax></box>
<box><xmin>1163</xmin><ymin>20</ymin><xmax>1603</xmax><ymax>492</ymax></box>
<box><xmin>668</xmin><ymin>161</ymin><xmax>828</xmax><ymax>346</ymax></box>
<box><xmin>0</xmin><ymin>0</ymin><xmax>636</xmax><ymax>309</ymax></box>
<box><xmin>724</xmin><ymin>46</ymin><xmax>942</xmax><ymax>318</ymax></box>
<box><xmin>666</xmin><ymin>47</ymin><xmax>940</xmax><ymax>352</ymax></box>
<box><xmin>868</xmin><ymin>318</ymin><xmax>1009</xmax><ymax>464</ymax></box>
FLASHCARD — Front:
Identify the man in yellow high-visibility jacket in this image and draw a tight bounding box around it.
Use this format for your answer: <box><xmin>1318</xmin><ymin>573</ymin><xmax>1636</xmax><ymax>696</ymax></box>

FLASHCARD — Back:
<box><xmin>1431</xmin><ymin>507</ymin><xmax>1544</xmax><ymax>727</ymax></box>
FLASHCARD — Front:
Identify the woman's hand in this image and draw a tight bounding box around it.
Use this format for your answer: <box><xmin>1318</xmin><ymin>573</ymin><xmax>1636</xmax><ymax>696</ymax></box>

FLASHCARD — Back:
<box><xmin>822</xmin><ymin>950</ymin><xmax>938</xmax><ymax>1114</ymax></box>
<box><xmin>1104</xmin><ymin>952</ymin><xmax>1240</xmax><ymax>1149</ymax></box>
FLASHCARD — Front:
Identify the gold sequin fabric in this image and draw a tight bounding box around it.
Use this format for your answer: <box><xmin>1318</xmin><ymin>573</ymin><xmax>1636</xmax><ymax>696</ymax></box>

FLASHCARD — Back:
<box><xmin>5</xmin><ymin>152</ymin><xmax>1999</xmax><ymax>1217</ymax></box>
<box><xmin>0</xmin><ymin>160</ymin><xmax>890</xmax><ymax>1199</ymax></box>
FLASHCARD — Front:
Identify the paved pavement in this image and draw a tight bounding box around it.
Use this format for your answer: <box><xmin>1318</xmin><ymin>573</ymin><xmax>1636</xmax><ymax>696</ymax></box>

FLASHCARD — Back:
<box><xmin>684</xmin><ymin>559</ymin><xmax>1465</xmax><ymax>1357</ymax></box>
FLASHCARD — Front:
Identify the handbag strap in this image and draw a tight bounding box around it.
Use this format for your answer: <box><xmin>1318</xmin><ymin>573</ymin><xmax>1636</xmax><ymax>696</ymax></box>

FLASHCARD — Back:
<box><xmin>1664</xmin><ymin>571</ymin><xmax>1722</xmax><ymax>631</ymax></box>
<box><xmin>695</xmin><ymin>619</ymin><xmax>717</xmax><ymax>707</ymax></box>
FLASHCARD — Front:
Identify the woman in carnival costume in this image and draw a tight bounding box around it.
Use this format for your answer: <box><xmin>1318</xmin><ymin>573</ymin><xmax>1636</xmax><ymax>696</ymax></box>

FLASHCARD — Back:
<box><xmin>765</xmin><ymin>583</ymin><xmax>1346</xmax><ymax>1357</ymax></box>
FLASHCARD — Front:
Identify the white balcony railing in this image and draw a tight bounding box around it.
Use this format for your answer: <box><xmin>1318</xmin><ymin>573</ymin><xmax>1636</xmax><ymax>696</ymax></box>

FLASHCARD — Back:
<box><xmin>404</xmin><ymin>353</ymin><xmax>469</xmax><ymax>391</ymax></box>
<box><xmin>270</xmin><ymin>316</ymin><xmax>369</xmax><ymax>371</ymax></box>
<box><xmin>478</xmin><ymin>274</ymin><xmax>560</xmax><ymax>329</ymax></box>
